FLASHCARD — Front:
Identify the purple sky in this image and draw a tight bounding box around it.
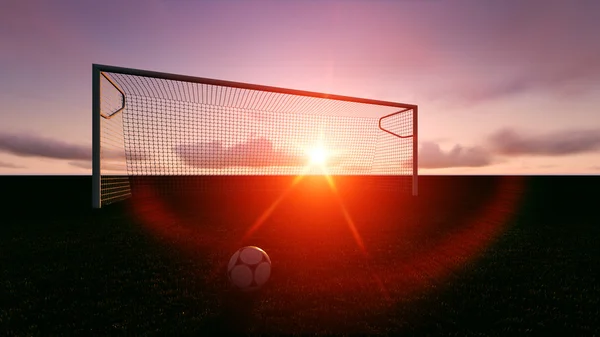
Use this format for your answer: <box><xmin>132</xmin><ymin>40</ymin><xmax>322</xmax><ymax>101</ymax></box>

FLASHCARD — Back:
<box><xmin>1</xmin><ymin>0</ymin><xmax>600</xmax><ymax>174</ymax></box>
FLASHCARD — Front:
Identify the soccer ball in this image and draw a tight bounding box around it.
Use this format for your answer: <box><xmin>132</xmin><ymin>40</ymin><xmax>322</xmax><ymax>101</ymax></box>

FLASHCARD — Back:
<box><xmin>227</xmin><ymin>246</ymin><xmax>271</xmax><ymax>291</ymax></box>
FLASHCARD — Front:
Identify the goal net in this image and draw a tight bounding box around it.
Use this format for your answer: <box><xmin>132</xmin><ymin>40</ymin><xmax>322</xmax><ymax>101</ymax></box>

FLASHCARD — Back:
<box><xmin>92</xmin><ymin>64</ymin><xmax>418</xmax><ymax>208</ymax></box>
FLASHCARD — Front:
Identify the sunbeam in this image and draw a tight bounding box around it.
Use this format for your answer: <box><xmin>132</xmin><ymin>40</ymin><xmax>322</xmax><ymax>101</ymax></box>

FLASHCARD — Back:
<box><xmin>240</xmin><ymin>169</ymin><xmax>309</xmax><ymax>243</ymax></box>
<box><xmin>324</xmin><ymin>173</ymin><xmax>367</xmax><ymax>254</ymax></box>
<box><xmin>321</xmin><ymin>169</ymin><xmax>391</xmax><ymax>301</ymax></box>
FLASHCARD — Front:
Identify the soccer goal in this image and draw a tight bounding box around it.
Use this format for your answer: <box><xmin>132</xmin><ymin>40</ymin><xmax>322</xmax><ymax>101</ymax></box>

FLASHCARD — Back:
<box><xmin>92</xmin><ymin>64</ymin><xmax>418</xmax><ymax>208</ymax></box>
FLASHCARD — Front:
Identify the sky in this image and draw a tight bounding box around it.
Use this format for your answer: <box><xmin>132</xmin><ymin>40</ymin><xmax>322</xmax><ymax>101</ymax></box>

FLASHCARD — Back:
<box><xmin>1</xmin><ymin>0</ymin><xmax>600</xmax><ymax>175</ymax></box>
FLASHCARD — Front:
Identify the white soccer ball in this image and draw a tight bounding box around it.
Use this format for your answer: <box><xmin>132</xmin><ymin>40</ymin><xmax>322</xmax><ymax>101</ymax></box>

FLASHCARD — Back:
<box><xmin>227</xmin><ymin>246</ymin><xmax>271</xmax><ymax>291</ymax></box>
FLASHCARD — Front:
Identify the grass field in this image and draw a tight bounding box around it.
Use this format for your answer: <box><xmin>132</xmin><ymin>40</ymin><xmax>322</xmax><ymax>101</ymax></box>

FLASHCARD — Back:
<box><xmin>1</xmin><ymin>175</ymin><xmax>599</xmax><ymax>335</ymax></box>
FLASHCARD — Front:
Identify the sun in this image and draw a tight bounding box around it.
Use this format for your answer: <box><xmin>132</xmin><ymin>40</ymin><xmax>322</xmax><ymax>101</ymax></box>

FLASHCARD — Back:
<box><xmin>308</xmin><ymin>146</ymin><xmax>328</xmax><ymax>166</ymax></box>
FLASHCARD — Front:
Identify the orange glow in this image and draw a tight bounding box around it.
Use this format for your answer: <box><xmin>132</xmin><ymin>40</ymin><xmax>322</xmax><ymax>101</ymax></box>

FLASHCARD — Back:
<box><xmin>130</xmin><ymin>174</ymin><xmax>525</xmax><ymax>314</ymax></box>
<box><xmin>241</xmin><ymin>151</ymin><xmax>333</xmax><ymax>246</ymax></box>
<box><xmin>321</xmin><ymin>171</ymin><xmax>392</xmax><ymax>301</ymax></box>
<box><xmin>323</xmin><ymin>173</ymin><xmax>366</xmax><ymax>253</ymax></box>
<box><xmin>240</xmin><ymin>171</ymin><xmax>308</xmax><ymax>243</ymax></box>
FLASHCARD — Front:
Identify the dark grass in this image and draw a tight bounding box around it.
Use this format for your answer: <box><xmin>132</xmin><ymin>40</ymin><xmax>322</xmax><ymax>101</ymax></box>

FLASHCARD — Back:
<box><xmin>0</xmin><ymin>175</ymin><xmax>599</xmax><ymax>335</ymax></box>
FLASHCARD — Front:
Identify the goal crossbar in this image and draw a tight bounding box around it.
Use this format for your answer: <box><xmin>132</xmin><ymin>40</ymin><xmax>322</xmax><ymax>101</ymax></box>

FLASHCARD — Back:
<box><xmin>92</xmin><ymin>64</ymin><xmax>418</xmax><ymax>208</ymax></box>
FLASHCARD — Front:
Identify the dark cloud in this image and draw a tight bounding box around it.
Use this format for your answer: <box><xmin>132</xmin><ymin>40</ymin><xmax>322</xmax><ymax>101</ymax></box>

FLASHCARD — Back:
<box><xmin>413</xmin><ymin>1</ymin><xmax>600</xmax><ymax>105</ymax></box>
<box><xmin>489</xmin><ymin>128</ymin><xmax>600</xmax><ymax>156</ymax></box>
<box><xmin>103</xmin><ymin>149</ymin><xmax>147</xmax><ymax>162</ymax></box>
<box><xmin>68</xmin><ymin>161</ymin><xmax>91</xmax><ymax>169</ymax></box>
<box><xmin>0</xmin><ymin>160</ymin><xmax>24</xmax><ymax>169</ymax></box>
<box><xmin>175</xmin><ymin>137</ymin><xmax>304</xmax><ymax>168</ymax></box>
<box><xmin>419</xmin><ymin>141</ymin><xmax>492</xmax><ymax>169</ymax></box>
<box><xmin>436</xmin><ymin>61</ymin><xmax>600</xmax><ymax>106</ymax></box>
<box><xmin>69</xmin><ymin>160</ymin><xmax>127</xmax><ymax>172</ymax></box>
<box><xmin>0</xmin><ymin>132</ymin><xmax>91</xmax><ymax>160</ymax></box>
<box><xmin>0</xmin><ymin>131</ymin><xmax>146</xmax><ymax>162</ymax></box>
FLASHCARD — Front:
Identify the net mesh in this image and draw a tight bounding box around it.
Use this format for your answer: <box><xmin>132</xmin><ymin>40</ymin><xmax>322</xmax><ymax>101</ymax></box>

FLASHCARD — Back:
<box><xmin>97</xmin><ymin>70</ymin><xmax>416</xmax><ymax>207</ymax></box>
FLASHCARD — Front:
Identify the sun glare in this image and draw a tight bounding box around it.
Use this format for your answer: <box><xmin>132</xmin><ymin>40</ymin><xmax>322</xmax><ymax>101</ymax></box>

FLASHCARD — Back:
<box><xmin>309</xmin><ymin>146</ymin><xmax>328</xmax><ymax>166</ymax></box>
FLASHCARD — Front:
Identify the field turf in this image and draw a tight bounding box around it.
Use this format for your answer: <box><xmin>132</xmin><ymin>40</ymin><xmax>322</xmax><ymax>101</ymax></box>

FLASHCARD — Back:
<box><xmin>1</xmin><ymin>175</ymin><xmax>598</xmax><ymax>335</ymax></box>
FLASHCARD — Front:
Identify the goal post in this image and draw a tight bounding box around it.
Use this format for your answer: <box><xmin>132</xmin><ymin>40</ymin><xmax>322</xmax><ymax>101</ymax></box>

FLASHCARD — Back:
<box><xmin>413</xmin><ymin>106</ymin><xmax>419</xmax><ymax>196</ymax></box>
<box><xmin>92</xmin><ymin>65</ymin><xmax>100</xmax><ymax>209</ymax></box>
<box><xmin>92</xmin><ymin>64</ymin><xmax>418</xmax><ymax>208</ymax></box>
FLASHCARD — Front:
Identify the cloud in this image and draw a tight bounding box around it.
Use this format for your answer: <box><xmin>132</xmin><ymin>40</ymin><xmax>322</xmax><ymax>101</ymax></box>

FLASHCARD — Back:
<box><xmin>0</xmin><ymin>131</ymin><xmax>146</xmax><ymax>162</ymax></box>
<box><xmin>175</xmin><ymin>137</ymin><xmax>304</xmax><ymax>168</ymax></box>
<box><xmin>68</xmin><ymin>161</ymin><xmax>92</xmax><ymax>169</ymax></box>
<box><xmin>488</xmin><ymin>128</ymin><xmax>600</xmax><ymax>156</ymax></box>
<box><xmin>433</xmin><ymin>61</ymin><xmax>600</xmax><ymax>106</ymax></box>
<box><xmin>419</xmin><ymin>141</ymin><xmax>492</xmax><ymax>169</ymax></box>
<box><xmin>409</xmin><ymin>1</ymin><xmax>600</xmax><ymax>105</ymax></box>
<box><xmin>0</xmin><ymin>160</ymin><xmax>24</xmax><ymax>169</ymax></box>
<box><xmin>0</xmin><ymin>131</ymin><xmax>91</xmax><ymax>160</ymax></box>
<box><xmin>103</xmin><ymin>149</ymin><xmax>147</xmax><ymax>162</ymax></box>
<box><xmin>69</xmin><ymin>160</ymin><xmax>127</xmax><ymax>172</ymax></box>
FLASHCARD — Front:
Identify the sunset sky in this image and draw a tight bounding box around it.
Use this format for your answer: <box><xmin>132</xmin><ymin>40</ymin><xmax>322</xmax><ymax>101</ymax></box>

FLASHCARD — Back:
<box><xmin>1</xmin><ymin>0</ymin><xmax>600</xmax><ymax>175</ymax></box>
